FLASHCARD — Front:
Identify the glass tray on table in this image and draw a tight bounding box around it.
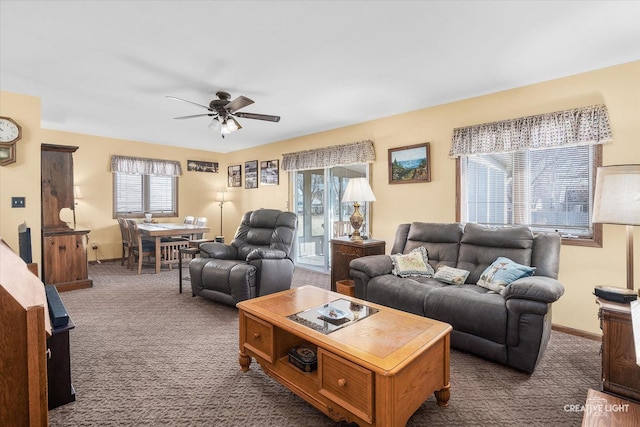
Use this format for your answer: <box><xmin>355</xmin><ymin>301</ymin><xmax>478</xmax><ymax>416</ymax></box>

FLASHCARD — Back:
<box><xmin>287</xmin><ymin>298</ymin><xmax>379</xmax><ymax>334</ymax></box>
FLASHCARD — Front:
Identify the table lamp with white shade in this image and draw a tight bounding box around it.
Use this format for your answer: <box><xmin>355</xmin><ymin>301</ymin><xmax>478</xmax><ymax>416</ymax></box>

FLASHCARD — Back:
<box><xmin>341</xmin><ymin>177</ymin><xmax>376</xmax><ymax>241</ymax></box>
<box><xmin>592</xmin><ymin>164</ymin><xmax>640</xmax><ymax>292</ymax></box>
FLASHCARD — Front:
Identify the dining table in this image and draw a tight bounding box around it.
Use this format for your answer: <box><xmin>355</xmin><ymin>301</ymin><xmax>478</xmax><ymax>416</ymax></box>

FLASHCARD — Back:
<box><xmin>136</xmin><ymin>222</ymin><xmax>211</xmax><ymax>273</ymax></box>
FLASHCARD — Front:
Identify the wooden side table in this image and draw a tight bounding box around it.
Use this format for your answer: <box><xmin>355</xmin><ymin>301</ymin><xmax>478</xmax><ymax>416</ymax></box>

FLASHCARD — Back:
<box><xmin>330</xmin><ymin>237</ymin><xmax>385</xmax><ymax>292</ymax></box>
<box><xmin>597</xmin><ymin>297</ymin><xmax>640</xmax><ymax>402</ymax></box>
<box><xmin>582</xmin><ymin>388</ymin><xmax>640</xmax><ymax>426</ymax></box>
<box><xmin>178</xmin><ymin>247</ymin><xmax>201</xmax><ymax>294</ymax></box>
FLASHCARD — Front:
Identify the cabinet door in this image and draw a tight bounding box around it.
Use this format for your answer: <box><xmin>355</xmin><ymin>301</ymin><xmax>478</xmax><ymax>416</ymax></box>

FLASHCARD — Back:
<box><xmin>602</xmin><ymin>309</ymin><xmax>640</xmax><ymax>401</ymax></box>
<box><xmin>43</xmin><ymin>234</ymin><xmax>87</xmax><ymax>284</ymax></box>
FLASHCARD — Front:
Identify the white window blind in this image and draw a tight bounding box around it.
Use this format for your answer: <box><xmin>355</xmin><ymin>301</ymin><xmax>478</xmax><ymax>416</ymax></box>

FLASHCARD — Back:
<box><xmin>115</xmin><ymin>173</ymin><xmax>143</xmax><ymax>213</ymax></box>
<box><xmin>112</xmin><ymin>155</ymin><xmax>180</xmax><ymax>218</ymax></box>
<box><xmin>461</xmin><ymin>145</ymin><xmax>596</xmax><ymax>238</ymax></box>
<box><xmin>148</xmin><ymin>175</ymin><xmax>174</xmax><ymax>212</ymax></box>
<box><xmin>114</xmin><ymin>173</ymin><xmax>177</xmax><ymax>217</ymax></box>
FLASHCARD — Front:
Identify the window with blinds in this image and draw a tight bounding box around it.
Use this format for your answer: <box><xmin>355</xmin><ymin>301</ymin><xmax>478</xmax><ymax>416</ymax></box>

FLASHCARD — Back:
<box><xmin>113</xmin><ymin>172</ymin><xmax>177</xmax><ymax>218</ymax></box>
<box><xmin>460</xmin><ymin>144</ymin><xmax>600</xmax><ymax>242</ymax></box>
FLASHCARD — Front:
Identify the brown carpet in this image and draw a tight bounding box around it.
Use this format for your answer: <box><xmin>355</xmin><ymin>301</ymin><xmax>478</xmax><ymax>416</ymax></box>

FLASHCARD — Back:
<box><xmin>48</xmin><ymin>261</ymin><xmax>600</xmax><ymax>426</ymax></box>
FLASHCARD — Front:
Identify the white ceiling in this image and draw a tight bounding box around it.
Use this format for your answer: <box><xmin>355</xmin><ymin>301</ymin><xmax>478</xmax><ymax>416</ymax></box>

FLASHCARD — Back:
<box><xmin>1</xmin><ymin>1</ymin><xmax>639</xmax><ymax>153</ymax></box>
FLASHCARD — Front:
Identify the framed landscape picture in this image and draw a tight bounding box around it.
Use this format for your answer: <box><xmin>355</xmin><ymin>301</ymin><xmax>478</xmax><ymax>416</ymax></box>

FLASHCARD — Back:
<box><xmin>245</xmin><ymin>160</ymin><xmax>258</xmax><ymax>189</ymax></box>
<box><xmin>260</xmin><ymin>160</ymin><xmax>279</xmax><ymax>185</ymax></box>
<box><xmin>228</xmin><ymin>164</ymin><xmax>242</xmax><ymax>187</ymax></box>
<box><xmin>388</xmin><ymin>142</ymin><xmax>431</xmax><ymax>184</ymax></box>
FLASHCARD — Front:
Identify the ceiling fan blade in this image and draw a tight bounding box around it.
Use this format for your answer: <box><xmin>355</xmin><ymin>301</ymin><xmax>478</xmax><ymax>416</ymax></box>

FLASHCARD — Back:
<box><xmin>173</xmin><ymin>113</ymin><xmax>215</xmax><ymax>120</ymax></box>
<box><xmin>235</xmin><ymin>112</ymin><xmax>280</xmax><ymax>122</ymax></box>
<box><xmin>225</xmin><ymin>96</ymin><xmax>254</xmax><ymax>113</ymax></box>
<box><xmin>166</xmin><ymin>95</ymin><xmax>212</xmax><ymax>111</ymax></box>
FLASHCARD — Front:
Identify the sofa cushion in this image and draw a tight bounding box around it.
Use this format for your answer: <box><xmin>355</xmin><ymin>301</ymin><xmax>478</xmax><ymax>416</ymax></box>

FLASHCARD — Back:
<box><xmin>477</xmin><ymin>257</ymin><xmax>536</xmax><ymax>294</ymax></box>
<box><xmin>391</xmin><ymin>247</ymin><xmax>435</xmax><ymax>278</ymax></box>
<box><xmin>433</xmin><ymin>266</ymin><xmax>470</xmax><ymax>285</ymax></box>
<box><xmin>392</xmin><ymin>223</ymin><xmax>463</xmax><ymax>271</ymax></box>
<box><xmin>424</xmin><ymin>285</ymin><xmax>508</xmax><ymax>344</ymax></box>
<box><xmin>457</xmin><ymin>223</ymin><xmax>534</xmax><ymax>283</ymax></box>
<box><xmin>367</xmin><ymin>275</ymin><xmax>445</xmax><ymax>316</ymax></box>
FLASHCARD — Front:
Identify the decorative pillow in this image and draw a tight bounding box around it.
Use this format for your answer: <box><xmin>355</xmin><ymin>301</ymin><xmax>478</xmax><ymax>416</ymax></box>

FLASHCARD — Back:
<box><xmin>391</xmin><ymin>247</ymin><xmax>435</xmax><ymax>278</ymax></box>
<box><xmin>477</xmin><ymin>257</ymin><xmax>536</xmax><ymax>294</ymax></box>
<box><xmin>433</xmin><ymin>266</ymin><xmax>470</xmax><ymax>285</ymax></box>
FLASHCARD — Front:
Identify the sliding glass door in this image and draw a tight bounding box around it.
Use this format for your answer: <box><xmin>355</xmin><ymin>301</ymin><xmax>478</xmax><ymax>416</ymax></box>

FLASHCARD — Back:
<box><xmin>293</xmin><ymin>164</ymin><xmax>369</xmax><ymax>272</ymax></box>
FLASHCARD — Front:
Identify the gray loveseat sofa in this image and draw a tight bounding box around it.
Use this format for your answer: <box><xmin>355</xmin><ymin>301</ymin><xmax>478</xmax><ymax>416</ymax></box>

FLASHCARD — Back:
<box><xmin>349</xmin><ymin>222</ymin><xmax>565</xmax><ymax>373</ymax></box>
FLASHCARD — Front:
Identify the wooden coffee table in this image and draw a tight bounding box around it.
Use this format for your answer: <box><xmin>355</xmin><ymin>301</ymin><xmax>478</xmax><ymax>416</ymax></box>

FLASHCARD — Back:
<box><xmin>237</xmin><ymin>285</ymin><xmax>452</xmax><ymax>427</ymax></box>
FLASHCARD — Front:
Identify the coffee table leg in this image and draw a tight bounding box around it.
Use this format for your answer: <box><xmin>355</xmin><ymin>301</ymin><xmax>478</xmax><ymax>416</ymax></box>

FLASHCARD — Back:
<box><xmin>434</xmin><ymin>383</ymin><xmax>450</xmax><ymax>407</ymax></box>
<box><xmin>239</xmin><ymin>351</ymin><xmax>251</xmax><ymax>372</ymax></box>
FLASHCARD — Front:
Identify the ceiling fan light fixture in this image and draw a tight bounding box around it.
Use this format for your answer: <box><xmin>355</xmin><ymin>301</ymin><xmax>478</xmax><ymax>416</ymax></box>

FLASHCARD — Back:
<box><xmin>220</xmin><ymin>119</ymin><xmax>233</xmax><ymax>136</ymax></box>
<box><xmin>208</xmin><ymin>117</ymin><xmax>221</xmax><ymax>131</ymax></box>
<box><xmin>226</xmin><ymin>117</ymin><xmax>240</xmax><ymax>132</ymax></box>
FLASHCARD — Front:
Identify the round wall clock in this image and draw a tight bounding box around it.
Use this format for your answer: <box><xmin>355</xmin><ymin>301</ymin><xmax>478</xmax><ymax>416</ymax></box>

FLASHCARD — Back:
<box><xmin>0</xmin><ymin>116</ymin><xmax>22</xmax><ymax>144</ymax></box>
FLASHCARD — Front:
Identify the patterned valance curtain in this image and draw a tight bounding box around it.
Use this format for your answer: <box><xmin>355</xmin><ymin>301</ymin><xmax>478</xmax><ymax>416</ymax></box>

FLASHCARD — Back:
<box><xmin>110</xmin><ymin>155</ymin><xmax>183</xmax><ymax>176</ymax></box>
<box><xmin>449</xmin><ymin>104</ymin><xmax>612</xmax><ymax>158</ymax></box>
<box><xmin>282</xmin><ymin>140</ymin><xmax>375</xmax><ymax>171</ymax></box>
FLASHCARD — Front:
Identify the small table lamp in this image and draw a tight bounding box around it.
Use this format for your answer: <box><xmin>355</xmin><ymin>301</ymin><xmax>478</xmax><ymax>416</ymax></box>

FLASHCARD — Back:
<box><xmin>592</xmin><ymin>165</ymin><xmax>640</xmax><ymax>292</ymax></box>
<box><xmin>342</xmin><ymin>177</ymin><xmax>376</xmax><ymax>241</ymax></box>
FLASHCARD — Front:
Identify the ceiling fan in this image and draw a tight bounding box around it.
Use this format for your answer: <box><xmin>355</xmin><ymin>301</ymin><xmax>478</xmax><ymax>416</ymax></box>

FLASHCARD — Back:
<box><xmin>167</xmin><ymin>91</ymin><xmax>280</xmax><ymax>138</ymax></box>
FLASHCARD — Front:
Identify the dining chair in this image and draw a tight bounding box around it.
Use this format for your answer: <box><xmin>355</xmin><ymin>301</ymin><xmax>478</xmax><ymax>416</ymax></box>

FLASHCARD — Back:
<box><xmin>194</xmin><ymin>217</ymin><xmax>207</xmax><ymax>239</ymax></box>
<box><xmin>117</xmin><ymin>217</ymin><xmax>131</xmax><ymax>267</ymax></box>
<box><xmin>332</xmin><ymin>220</ymin><xmax>351</xmax><ymax>238</ymax></box>
<box><xmin>126</xmin><ymin>219</ymin><xmax>156</xmax><ymax>274</ymax></box>
<box><xmin>184</xmin><ymin>216</ymin><xmax>195</xmax><ymax>225</ymax></box>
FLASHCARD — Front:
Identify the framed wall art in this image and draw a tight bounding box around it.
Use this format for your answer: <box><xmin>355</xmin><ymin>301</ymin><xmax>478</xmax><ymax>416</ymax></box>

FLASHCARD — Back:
<box><xmin>388</xmin><ymin>142</ymin><xmax>431</xmax><ymax>184</ymax></box>
<box><xmin>228</xmin><ymin>164</ymin><xmax>242</xmax><ymax>187</ymax></box>
<box><xmin>245</xmin><ymin>160</ymin><xmax>258</xmax><ymax>189</ymax></box>
<box><xmin>260</xmin><ymin>160</ymin><xmax>279</xmax><ymax>185</ymax></box>
<box><xmin>187</xmin><ymin>160</ymin><xmax>219</xmax><ymax>173</ymax></box>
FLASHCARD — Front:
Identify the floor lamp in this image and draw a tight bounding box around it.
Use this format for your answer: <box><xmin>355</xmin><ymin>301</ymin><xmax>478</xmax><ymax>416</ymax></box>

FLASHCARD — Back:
<box><xmin>592</xmin><ymin>164</ymin><xmax>640</xmax><ymax>292</ymax></box>
<box><xmin>216</xmin><ymin>190</ymin><xmax>226</xmax><ymax>242</ymax></box>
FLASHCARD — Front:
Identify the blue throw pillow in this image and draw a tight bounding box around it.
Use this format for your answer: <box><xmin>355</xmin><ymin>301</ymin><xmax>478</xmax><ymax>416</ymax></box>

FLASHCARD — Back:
<box><xmin>477</xmin><ymin>257</ymin><xmax>536</xmax><ymax>294</ymax></box>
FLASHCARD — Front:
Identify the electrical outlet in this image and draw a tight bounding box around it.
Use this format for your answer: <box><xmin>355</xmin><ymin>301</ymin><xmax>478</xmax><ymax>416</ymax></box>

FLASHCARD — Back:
<box><xmin>91</xmin><ymin>243</ymin><xmax>98</xmax><ymax>250</ymax></box>
<box><xmin>11</xmin><ymin>197</ymin><xmax>25</xmax><ymax>208</ymax></box>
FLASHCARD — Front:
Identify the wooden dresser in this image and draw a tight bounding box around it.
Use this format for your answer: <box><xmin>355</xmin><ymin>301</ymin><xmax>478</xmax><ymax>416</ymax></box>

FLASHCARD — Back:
<box><xmin>41</xmin><ymin>144</ymin><xmax>92</xmax><ymax>291</ymax></box>
<box><xmin>597</xmin><ymin>297</ymin><xmax>640</xmax><ymax>402</ymax></box>
<box><xmin>330</xmin><ymin>237</ymin><xmax>385</xmax><ymax>292</ymax></box>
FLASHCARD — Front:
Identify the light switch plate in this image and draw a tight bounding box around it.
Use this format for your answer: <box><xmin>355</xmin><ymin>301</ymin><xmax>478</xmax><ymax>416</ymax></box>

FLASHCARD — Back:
<box><xmin>12</xmin><ymin>197</ymin><xmax>25</xmax><ymax>208</ymax></box>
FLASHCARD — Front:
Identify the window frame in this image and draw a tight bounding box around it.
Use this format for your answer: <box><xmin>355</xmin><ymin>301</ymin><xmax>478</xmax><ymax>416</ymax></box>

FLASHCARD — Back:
<box><xmin>456</xmin><ymin>144</ymin><xmax>602</xmax><ymax>248</ymax></box>
<box><xmin>112</xmin><ymin>172</ymin><xmax>179</xmax><ymax>219</ymax></box>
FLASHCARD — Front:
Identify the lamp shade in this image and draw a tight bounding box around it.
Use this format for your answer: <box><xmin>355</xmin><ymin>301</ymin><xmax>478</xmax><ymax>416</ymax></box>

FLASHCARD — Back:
<box><xmin>592</xmin><ymin>165</ymin><xmax>640</xmax><ymax>226</ymax></box>
<box><xmin>216</xmin><ymin>190</ymin><xmax>226</xmax><ymax>202</ymax></box>
<box><xmin>342</xmin><ymin>178</ymin><xmax>376</xmax><ymax>203</ymax></box>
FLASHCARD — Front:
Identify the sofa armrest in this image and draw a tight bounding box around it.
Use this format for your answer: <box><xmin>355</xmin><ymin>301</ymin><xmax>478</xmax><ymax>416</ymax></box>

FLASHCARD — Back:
<box><xmin>503</xmin><ymin>276</ymin><xmax>565</xmax><ymax>304</ymax></box>
<box><xmin>349</xmin><ymin>255</ymin><xmax>394</xmax><ymax>300</ymax></box>
<box><xmin>349</xmin><ymin>255</ymin><xmax>394</xmax><ymax>278</ymax></box>
<box><xmin>246</xmin><ymin>248</ymin><xmax>287</xmax><ymax>261</ymax></box>
<box><xmin>199</xmin><ymin>242</ymin><xmax>238</xmax><ymax>259</ymax></box>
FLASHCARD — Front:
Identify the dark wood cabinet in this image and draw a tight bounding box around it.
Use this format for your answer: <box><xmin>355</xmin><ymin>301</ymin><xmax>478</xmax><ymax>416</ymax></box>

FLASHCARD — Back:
<box><xmin>330</xmin><ymin>237</ymin><xmax>385</xmax><ymax>292</ymax></box>
<box><xmin>47</xmin><ymin>319</ymin><xmax>76</xmax><ymax>409</ymax></box>
<box><xmin>41</xmin><ymin>144</ymin><xmax>92</xmax><ymax>291</ymax></box>
<box><xmin>597</xmin><ymin>297</ymin><xmax>640</xmax><ymax>402</ymax></box>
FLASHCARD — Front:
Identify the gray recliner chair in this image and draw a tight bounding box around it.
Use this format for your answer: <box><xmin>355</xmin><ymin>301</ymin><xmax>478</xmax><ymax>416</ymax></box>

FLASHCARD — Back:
<box><xmin>189</xmin><ymin>209</ymin><xmax>297</xmax><ymax>306</ymax></box>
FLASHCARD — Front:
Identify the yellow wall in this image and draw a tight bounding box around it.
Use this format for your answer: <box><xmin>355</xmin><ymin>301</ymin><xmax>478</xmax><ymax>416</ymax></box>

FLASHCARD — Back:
<box><xmin>1</xmin><ymin>61</ymin><xmax>638</xmax><ymax>334</ymax></box>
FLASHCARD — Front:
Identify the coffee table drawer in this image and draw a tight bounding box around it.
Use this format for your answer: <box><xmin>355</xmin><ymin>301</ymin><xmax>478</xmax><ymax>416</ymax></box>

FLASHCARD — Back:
<box><xmin>318</xmin><ymin>348</ymin><xmax>373</xmax><ymax>423</ymax></box>
<box><xmin>243</xmin><ymin>313</ymin><xmax>274</xmax><ymax>363</ymax></box>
